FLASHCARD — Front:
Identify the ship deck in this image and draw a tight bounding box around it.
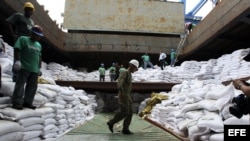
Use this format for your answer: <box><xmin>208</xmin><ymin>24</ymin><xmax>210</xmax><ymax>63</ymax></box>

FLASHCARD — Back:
<box><xmin>54</xmin><ymin>113</ymin><xmax>187</xmax><ymax>141</ymax></box>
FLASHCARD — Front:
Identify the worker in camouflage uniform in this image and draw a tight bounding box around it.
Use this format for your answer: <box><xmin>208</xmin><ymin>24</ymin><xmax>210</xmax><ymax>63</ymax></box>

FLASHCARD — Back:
<box><xmin>107</xmin><ymin>59</ymin><xmax>139</xmax><ymax>135</ymax></box>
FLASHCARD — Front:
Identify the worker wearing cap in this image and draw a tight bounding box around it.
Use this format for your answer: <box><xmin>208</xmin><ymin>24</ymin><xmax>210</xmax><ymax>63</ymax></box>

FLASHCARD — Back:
<box><xmin>6</xmin><ymin>2</ymin><xmax>35</xmax><ymax>82</ymax></box>
<box><xmin>107</xmin><ymin>59</ymin><xmax>139</xmax><ymax>135</ymax></box>
<box><xmin>6</xmin><ymin>2</ymin><xmax>35</xmax><ymax>43</ymax></box>
<box><xmin>12</xmin><ymin>25</ymin><xmax>43</xmax><ymax>110</ymax></box>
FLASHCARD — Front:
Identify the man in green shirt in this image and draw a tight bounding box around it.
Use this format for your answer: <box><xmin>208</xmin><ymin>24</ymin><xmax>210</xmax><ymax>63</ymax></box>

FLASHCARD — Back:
<box><xmin>141</xmin><ymin>52</ymin><xmax>154</xmax><ymax>69</ymax></box>
<box><xmin>12</xmin><ymin>25</ymin><xmax>43</xmax><ymax>110</ymax></box>
<box><xmin>119</xmin><ymin>64</ymin><xmax>126</xmax><ymax>73</ymax></box>
<box><xmin>98</xmin><ymin>63</ymin><xmax>105</xmax><ymax>82</ymax></box>
<box><xmin>170</xmin><ymin>49</ymin><xmax>176</xmax><ymax>67</ymax></box>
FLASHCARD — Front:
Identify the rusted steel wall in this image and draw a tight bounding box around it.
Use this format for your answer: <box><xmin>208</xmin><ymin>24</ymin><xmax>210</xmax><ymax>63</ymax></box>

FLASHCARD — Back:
<box><xmin>64</xmin><ymin>0</ymin><xmax>185</xmax><ymax>34</ymax></box>
<box><xmin>64</xmin><ymin>33</ymin><xmax>180</xmax><ymax>53</ymax></box>
<box><xmin>3</xmin><ymin>0</ymin><xmax>66</xmax><ymax>51</ymax></box>
<box><xmin>182</xmin><ymin>0</ymin><xmax>249</xmax><ymax>57</ymax></box>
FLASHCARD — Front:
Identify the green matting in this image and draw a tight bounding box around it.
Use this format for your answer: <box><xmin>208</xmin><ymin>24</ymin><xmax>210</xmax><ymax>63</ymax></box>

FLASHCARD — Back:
<box><xmin>54</xmin><ymin>113</ymin><xmax>180</xmax><ymax>141</ymax></box>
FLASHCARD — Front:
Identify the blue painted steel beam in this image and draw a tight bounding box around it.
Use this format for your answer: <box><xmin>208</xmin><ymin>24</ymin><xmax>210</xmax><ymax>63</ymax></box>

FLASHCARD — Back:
<box><xmin>181</xmin><ymin>0</ymin><xmax>208</xmax><ymax>24</ymax></box>
<box><xmin>186</xmin><ymin>0</ymin><xmax>208</xmax><ymax>16</ymax></box>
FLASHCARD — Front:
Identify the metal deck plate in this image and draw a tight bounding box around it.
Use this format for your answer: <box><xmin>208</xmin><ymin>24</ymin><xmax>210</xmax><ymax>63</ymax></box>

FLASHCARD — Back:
<box><xmin>54</xmin><ymin>113</ymin><xmax>180</xmax><ymax>141</ymax></box>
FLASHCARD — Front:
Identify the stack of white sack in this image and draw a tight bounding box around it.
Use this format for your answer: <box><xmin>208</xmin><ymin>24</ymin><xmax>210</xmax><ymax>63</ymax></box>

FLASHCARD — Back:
<box><xmin>142</xmin><ymin>79</ymin><xmax>250</xmax><ymax>141</ymax></box>
<box><xmin>133</xmin><ymin>68</ymin><xmax>165</xmax><ymax>82</ymax></box>
<box><xmin>0</xmin><ymin>42</ymin><xmax>97</xmax><ymax>141</ymax></box>
<box><xmin>0</xmin><ymin>80</ymin><xmax>97</xmax><ymax>141</ymax></box>
<box><xmin>46</xmin><ymin>62</ymin><xmax>87</xmax><ymax>81</ymax></box>
<box><xmin>15</xmin><ymin>47</ymin><xmax>248</xmax><ymax>83</ymax></box>
<box><xmin>28</xmin><ymin>48</ymin><xmax>250</xmax><ymax>83</ymax></box>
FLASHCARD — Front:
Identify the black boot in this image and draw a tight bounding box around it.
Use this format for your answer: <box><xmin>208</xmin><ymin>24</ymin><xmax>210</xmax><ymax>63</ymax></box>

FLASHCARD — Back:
<box><xmin>122</xmin><ymin>130</ymin><xmax>133</xmax><ymax>135</ymax></box>
<box><xmin>12</xmin><ymin>104</ymin><xmax>23</xmax><ymax>110</ymax></box>
<box><xmin>23</xmin><ymin>103</ymin><xmax>36</xmax><ymax>109</ymax></box>
<box><xmin>107</xmin><ymin>121</ymin><xmax>113</xmax><ymax>133</ymax></box>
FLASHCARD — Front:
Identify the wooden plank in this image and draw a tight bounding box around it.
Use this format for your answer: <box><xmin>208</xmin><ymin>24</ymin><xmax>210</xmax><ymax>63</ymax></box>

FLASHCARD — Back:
<box><xmin>143</xmin><ymin>116</ymin><xmax>190</xmax><ymax>141</ymax></box>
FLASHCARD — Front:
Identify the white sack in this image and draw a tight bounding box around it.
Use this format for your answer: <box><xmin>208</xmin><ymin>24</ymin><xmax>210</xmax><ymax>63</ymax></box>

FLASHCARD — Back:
<box><xmin>209</xmin><ymin>133</ymin><xmax>224</xmax><ymax>141</ymax></box>
<box><xmin>0</xmin><ymin>107</ymin><xmax>46</xmax><ymax>120</ymax></box>
<box><xmin>224</xmin><ymin>115</ymin><xmax>250</xmax><ymax>125</ymax></box>
<box><xmin>23</xmin><ymin>124</ymin><xmax>44</xmax><ymax>131</ymax></box>
<box><xmin>22</xmin><ymin>130</ymin><xmax>42</xmax><ymax>141</ymax></box>
<box><xmin>0</xmin><ymin>81</ymin><xmax>15</xmax><ymax>96</ymax></box>
<box><xmin>197</xmin><ymin>112</ymin><xmax>224</xmax><ymax>132</ymax></box>
<box><xmin>18</xmin><ymin>117</ymin><xmax>44</xmax><ymax>127</ymax></box>
<box><xmin>0</xmin><ymin>120</ymin><xmax>23</xmax><ymax>136</ymax></box>
<box><xmin>0</xmin><ymin>96</ymin><xmax>11</xmax><ymax>104</ymax></box>
<box><xmin>0</xmin><ymin>132</ymin><xmax>23</xmax><ymax>141</ymax></box>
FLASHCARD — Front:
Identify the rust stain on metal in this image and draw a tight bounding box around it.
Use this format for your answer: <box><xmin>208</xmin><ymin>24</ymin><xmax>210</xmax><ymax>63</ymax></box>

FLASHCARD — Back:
<box><xmin>128</xmin><ymin>7</ymin><xmax>132</xmax><ymax>14</ymax></box>
<box><xmin>160</xmin><ymin>17</ymin><xmax>166</xmax><ymax>23</ymax></box>
<box><xmin>64</xmin><ymin>0</ymin><xmax>184</xmax><ymax>33</ymax></box>
<box><xmin>118</xmin><ymin>7</ymin><xmax>124</xmax><ymax>13</ymax></box>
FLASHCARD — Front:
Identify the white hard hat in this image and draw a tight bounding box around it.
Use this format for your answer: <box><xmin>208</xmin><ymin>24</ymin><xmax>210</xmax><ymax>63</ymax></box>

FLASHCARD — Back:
<box><xmin>129</xmin><ymin>59</ymin><xmax>139</xmax><ymax>69</ymax></box>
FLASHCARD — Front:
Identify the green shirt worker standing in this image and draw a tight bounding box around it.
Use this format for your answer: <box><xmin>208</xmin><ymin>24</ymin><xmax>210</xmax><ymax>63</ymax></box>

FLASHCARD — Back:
<box><xmin>119</xmin><ymin>64</ymin><xmax>126</xmax><ymax>74</ymax></box>
<box><xmin>107</xmin><ymin>59</ymin><xmax>139</xmax><ymax>135</ymax></box>
<box><xmin>141</xmin><ymin>53</ymin><xmax>154</xmax><ymax>69</ymax></box>
<box><xmin>170</xmin><ymin>49</ymin><xmax>176</xmax><ymax>67</ymax></box>
<box><xmin>12</xmin><ymin>25</ymin><xmax>43</xmax><ymax>110</ymax></box>
<box><xmin>98</xmin><ymin>63</ymin><xmax>105</xmax><ymax>82</ymax></box>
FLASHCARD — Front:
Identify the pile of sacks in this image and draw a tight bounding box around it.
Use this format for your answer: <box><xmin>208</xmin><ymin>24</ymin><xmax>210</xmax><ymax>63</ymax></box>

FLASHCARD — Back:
<box><xmin>136</xmin><ymin>49</ymin><xmax>250</xmax><ymax>141</ymax></box>
<box><xmin>0</xmin><ymin>79</ymin><xmax>97</xmax><ymax>141</ymax></box>
<box><xmin>42</xmin><ymin>48</ymin><xmax>250</xmax><ymax>84</ymax></box>
<box><xmin>0</xmin><ymin>41</ymin><xmax>97</xmax><ymax>141</ymax></box>
<box><xmin>139</xmin><ymin>79</ymin><xmax>250</xmax><ymax>141</ymax></box>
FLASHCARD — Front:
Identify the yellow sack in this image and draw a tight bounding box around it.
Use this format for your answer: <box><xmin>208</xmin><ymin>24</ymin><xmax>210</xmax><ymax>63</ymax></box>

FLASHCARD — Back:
<box><xmin>37</xmin><ymin>77</ymin><xmax>51</xmax><ymax>84</ymax></box>
<box><xmin>139</xmin><ymin>92</ymin><xmax>168</xmax><ymax>117</ymax></box>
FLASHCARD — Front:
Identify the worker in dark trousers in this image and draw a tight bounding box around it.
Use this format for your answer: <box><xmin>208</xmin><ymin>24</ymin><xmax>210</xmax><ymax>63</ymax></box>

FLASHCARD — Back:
<box><xmin>114</xmin><ymin>62</ymin><xmax>120</xmax><ymax>81</ymax></box>
<box><xmin>98</xmin><ymin>63</ymin><xmax>105</xmax><ymax>82</ymax></box>
<box><xmin>185</xmin><ymin>22</ymin><xmax>196</xmax><ymax>34</ymax></box>
<box><xmin>159</xmin><ymin>51</ymin><xmax>166</xmax><ymax>70</ymax></box>
<box><xmin>109</xmin><ymin>63</ymin><xmax>116</xmax><ymax>82</ymax></box>
<box><xmin>107</xmin><ymin>59</ymin><xmax>139</xmax><ymax>135</ymax></box>
<box><xmin>170</xmin><ymin>49</ymin><xmax>176</xmax><ymax>67</ymax></box>
<box><xmin>6</xmin><ymin>2</ymin><xmax>35</xmax><ymax>82</ymax></box>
